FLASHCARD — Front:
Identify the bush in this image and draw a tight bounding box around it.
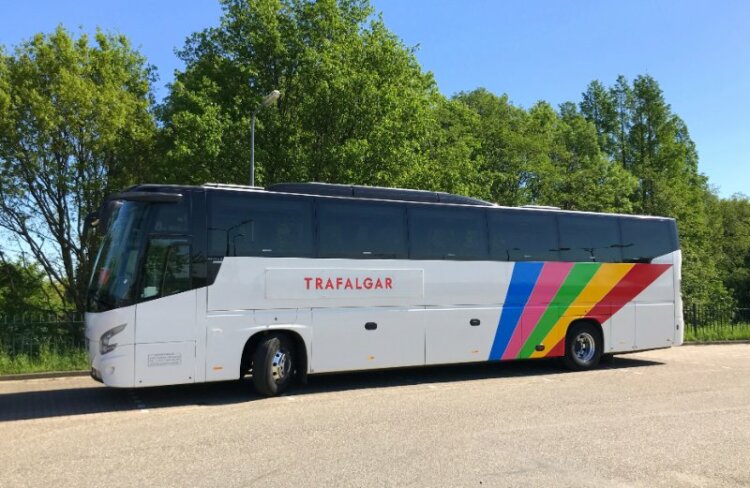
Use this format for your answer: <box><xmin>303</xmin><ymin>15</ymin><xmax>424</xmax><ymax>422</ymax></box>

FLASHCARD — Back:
<box><xmin>0</xmin><ymin>343</ymin><xmax>88</xmax><ymax>375</ymax></box>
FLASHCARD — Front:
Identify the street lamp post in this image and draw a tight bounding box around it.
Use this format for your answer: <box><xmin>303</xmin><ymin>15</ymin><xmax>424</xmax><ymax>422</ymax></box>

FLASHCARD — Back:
<box><xmin>250</xmin><ymin>89</ymin><xmax>281</xmax><ymax>186</ymax></box>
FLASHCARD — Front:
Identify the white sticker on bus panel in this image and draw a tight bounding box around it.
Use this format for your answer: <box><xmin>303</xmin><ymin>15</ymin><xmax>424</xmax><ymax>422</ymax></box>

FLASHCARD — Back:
<box><xmin>265</xmin><ymin>268</ymin><xmax>424</xmax><ymax>300</ymax></box>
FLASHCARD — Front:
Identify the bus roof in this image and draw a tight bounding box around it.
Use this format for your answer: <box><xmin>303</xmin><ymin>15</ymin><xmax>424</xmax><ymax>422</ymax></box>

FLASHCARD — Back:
<box><xmin>124</xmin><ymin>182</ymin><xmax>675</xmax><ymax>222</ymax></box>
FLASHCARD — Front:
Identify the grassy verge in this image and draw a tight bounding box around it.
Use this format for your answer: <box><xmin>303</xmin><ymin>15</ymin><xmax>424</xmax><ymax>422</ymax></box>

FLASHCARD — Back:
<box><xmin>684</xmin><ymin>324</ymin><xmax>750</xmax><ymax>342</ymax></box>
<box><xmin>0</xmin><ymin>345</ymin><xmax>88</xmax><ymax>375</ymax></box>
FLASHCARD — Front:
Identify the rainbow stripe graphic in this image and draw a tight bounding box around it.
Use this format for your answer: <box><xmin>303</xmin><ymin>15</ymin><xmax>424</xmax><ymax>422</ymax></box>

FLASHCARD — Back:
<box><xmin>489</xmin><ymin>262</ymin><xmax>672</xmax><ymax>360</ymax></box>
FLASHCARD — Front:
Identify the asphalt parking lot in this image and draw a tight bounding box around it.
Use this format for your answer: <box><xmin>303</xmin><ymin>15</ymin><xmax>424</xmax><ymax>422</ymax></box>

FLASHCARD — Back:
<box><xmin>1</xmin><ymin>344</ymin><xmax>749</xmax><ymax>487</ymax></box>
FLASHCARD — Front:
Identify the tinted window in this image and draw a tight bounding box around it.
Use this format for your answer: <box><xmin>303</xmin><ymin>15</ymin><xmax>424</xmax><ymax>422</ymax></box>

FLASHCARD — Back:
<box><xmin>489</xmin><ymin>210</ymin><xmax>560</xmax><ymax>261</ymax></box>
<box><xmin>88</xmin><ymin>202</ymin><xmax>149</xmax><ymax>312</ymax></box>
<box><xmin>409</xmin><ymin>206</ymin><xmax>488</xmax><ymax>260</ymax></box>
<box><xmin>317</xmin><ymin>200</ymin><xmax>407</xmax><ymax>259</ymax></box>
<box><xmin>150</xmin><ymin>200</ymin><xmax>190</xmax><ymax>233</ymax></box>
<box><xmin>207</xmin><ymin>192</ymin><xmax>314</xmax><ymax>257</ymax></box>
<box><xmin>620</xmin><ymin>217</ymin><xmax>677</xmax><ymax>262</ymax></box>
<box><xmin>140</xmin><ymin>237</ymin><xmax>191</xmax><ymax>301</ymax></box>
<box><xmin>558</xmin><ymin>215</ymin><xmax>622</xmax><ymax>262</ymax></box>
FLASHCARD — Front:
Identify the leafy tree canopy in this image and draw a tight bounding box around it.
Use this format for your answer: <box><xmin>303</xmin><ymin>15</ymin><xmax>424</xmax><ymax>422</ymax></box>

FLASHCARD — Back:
<box><xmin>0</xmin><ymin>26</ymin><xmax>156</xmax><ymax>313</ymax></box>
<box><xmin>158</xmin><ymin>0</ymin><xmax>438</xmax><ymax>188</ymax></box>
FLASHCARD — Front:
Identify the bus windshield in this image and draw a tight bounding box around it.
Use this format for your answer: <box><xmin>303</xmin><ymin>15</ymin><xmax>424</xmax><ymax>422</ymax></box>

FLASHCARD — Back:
<box><xmin>88</xmin><ymin>201</ymin><xmax>149</xmax><ymax>312</ymax></box>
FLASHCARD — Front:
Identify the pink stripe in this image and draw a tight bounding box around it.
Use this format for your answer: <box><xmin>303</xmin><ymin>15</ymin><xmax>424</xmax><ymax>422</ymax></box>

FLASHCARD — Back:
<box><xmin>501</xmin><ymin>262</ymin><xmax>573</xmax><ymax>359</ymax></box>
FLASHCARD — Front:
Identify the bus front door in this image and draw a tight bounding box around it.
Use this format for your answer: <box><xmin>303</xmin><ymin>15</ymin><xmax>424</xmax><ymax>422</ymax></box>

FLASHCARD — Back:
<box><xmin>133</xmin><ymin>237</ymin><xmax>197</xmax><ymax>387</ymax></box>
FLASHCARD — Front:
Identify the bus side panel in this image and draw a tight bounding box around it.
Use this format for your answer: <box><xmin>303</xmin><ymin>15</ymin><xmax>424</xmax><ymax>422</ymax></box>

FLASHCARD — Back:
<box><xmin>134</xmin><ymin>289</ymin><xmax>198</xmax><ymax>387</ymax></box>
<box><xmin>635</xmin><ymin>303</ymin><xmax>675</xmax><ymax>349</ymax></box>
<box><xmin>204</xmin><ymin>311</ymin><xmax>254</xmax><ymax>382</ymax></box>
<box><xmin>423</xmin><ymin>307</ymin><xmax>501</xmax><ymax>365</ymax></box>
<box><xmin>194</xmin><ymin>286</ymin><xmax>208</xmax><ymax>383</ymax></box>
<box><xmin>310</xmin><ymin>307</ymin><xmax>424</xmax><ymax>373</ymax></box>
<box><xmin>608</xmin><ymin>304</ymin><xmax>636</xmax><ymax>353</ymax></box>
<box><xmin>203</xmin><ymin>311</ymin><xmax>313</xmax><ymax>382</ymax></box>
<box><xmin>673</xmin><ymin>250</ymin><xmax>684</xmax><ymax>346</ymax></box>
<box><xmin>634</xmin><ymin>268</ymin><xmax>676</xmax><ymax>350</ymax></box>
<box><xmin>134</xmin><ymin>342</ymin><xmax>195</xmax><ymax>387</ymax></box>
<box><xmin>208</xmin><ymin>257</ymin><xmax>510</xmax><ymax>312</ymax></box>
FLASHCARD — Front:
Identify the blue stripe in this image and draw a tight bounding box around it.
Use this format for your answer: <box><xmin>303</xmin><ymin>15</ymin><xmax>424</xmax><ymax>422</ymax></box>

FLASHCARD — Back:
<box><xmin>488</xmin><ymin>262</ymin><xmax>544</xmax><ymax>360</ymax></box>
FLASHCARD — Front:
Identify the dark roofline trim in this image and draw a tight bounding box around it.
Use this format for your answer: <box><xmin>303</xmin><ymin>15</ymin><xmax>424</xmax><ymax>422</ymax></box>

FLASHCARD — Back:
<box><xmin>120</xmin><ymin>182</ymin><xmax>675</xmax><ymax>222</ymax></box>
<box><xmin>267</xmin><ymin>182</ymin><xmax>495</xmax><ymax>207</ymax></box>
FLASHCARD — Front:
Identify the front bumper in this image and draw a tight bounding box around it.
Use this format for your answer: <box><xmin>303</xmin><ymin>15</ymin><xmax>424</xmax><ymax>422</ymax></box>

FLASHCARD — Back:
<box><xmin>90</xmin><ymin>343</ymin><xmax>135</xmax><ymax>388</ymax></box>
<box><xmin>90</xmin><ymin>367</ymin><xmax>103</xmax><ymax>383</ymax></box>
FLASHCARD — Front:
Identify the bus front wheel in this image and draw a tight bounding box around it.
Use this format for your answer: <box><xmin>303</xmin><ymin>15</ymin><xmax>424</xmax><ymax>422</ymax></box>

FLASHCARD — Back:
<box><xmin>563</xmin><ymin>322</ymin><xmax>602</xmax><ymax>371</ymax></box>
<box><xmin>252</xmin><ymin>333</ymin><xmax>296</xmax><ymax>396</ymax></box>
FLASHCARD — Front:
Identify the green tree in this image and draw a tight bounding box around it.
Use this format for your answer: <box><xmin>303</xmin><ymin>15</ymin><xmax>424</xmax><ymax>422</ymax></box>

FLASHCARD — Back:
<box><xmin>577</xmin><ymin>75</ymin><xmax>727</xmax><ymax>304</ymax></box>
<box><xmin>579</xmin><ymin>80</ymin><xmax>617</xmax><ymax>157</ymax></box>
<box><xmin>517</xmin><ymin>101</ymin><xmax>635</xmax><ymax>212</ymax></box>
<box><xmin>399</xmin><ymin>96</ymin><xmax>487</xmax><ymax>199</ymax></box>
<box><xmin>627</xmin><ymin>76</ymin><xmax>725</xmax><ymax>304</ymax></box>
<box><xmin>715</xmin><ymin>195</ymin><xmax>750</xmax><ymax>307</ymax></box>
<box><xmin>0</xmin><ymin>27</ymin><xmax>156</xmax><ymax>313</ymax></box>
<box><xmin>455</xmin><ymin>89</ymin><xmax>537</xmax><ymax>206</ymax></box>
<box><xmin>551</xmin><ymin>103</ymin><xmax>636</xmax><ymax>212</ymax></box>
<box><xmin>456</xmin><ymin>90</ymin><xmax>635</xmax><ymax>211</ymax></box>
<box><xmin>0</xmin><ymin>255</ymin><xmax>60</xmax><ymax>317</ymax></box>
<box><xmin>610</xmin><ymin>75</ymin><xmax>634</xmax><ymax>170</ymax></box>
<box><xmin>158</xmin><ymin>0</ymin><xmax>438</xmax><ymax>189</ymax></box>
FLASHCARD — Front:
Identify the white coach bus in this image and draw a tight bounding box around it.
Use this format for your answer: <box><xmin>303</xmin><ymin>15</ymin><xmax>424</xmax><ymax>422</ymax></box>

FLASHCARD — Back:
<box><xmin>85</xmin><ymin>182</ymin><xmax>682</xmax><ymax>396</ymax></box>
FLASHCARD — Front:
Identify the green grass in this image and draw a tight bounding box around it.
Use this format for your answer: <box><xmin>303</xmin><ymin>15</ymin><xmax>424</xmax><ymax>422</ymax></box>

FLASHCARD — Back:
<box><xmin>0</xmin><ymin>344</ymin><xmax>88</xmax><ymax>375</ymax></box>
<box><xmin>684</xmin><ymin>324</ymin><xmax>750</xmax><ymax>342</ymax></box>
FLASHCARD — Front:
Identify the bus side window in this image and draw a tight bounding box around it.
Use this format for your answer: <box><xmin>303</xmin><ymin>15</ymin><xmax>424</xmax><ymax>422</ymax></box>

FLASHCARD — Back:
<box><xmin>207</xmin><ymin>192</ymin><xmax>314</xmax><ymax>258</ymax></box>
<box><xmin>317</xmin><ymin>200</ymin><xmax>407</xmax><ymax>259</ymax></box>
<box><xmin>140</xmin><ymin>238</ymin><xmax>191</xmax><ymax>300</ymax></box>
<box><xmin>488</xmin><ymin>211</ymin><xmax>560</xmax><ymax>261</ymax></box>
<box><xmin>150</xmin><ymin>201</ymin><xmax>190</xmax><ymax>233</ymax></box>
<box><xmin>620</xmin><ymin>218</ymin><xmax>676</xmax><ymax>262</ymax></box>
<box><xmin>409</xmin><ymin>206</ymin><xmax>488</xmax><ymax>260</ymax></box>
<box><xmin>558</xmin><ymin>215</ymin><xmax>622</xmax><ymax>262</ymax></box>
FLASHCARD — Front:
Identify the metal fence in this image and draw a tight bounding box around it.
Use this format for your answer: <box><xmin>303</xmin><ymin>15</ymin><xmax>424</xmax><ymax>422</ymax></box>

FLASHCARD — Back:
<box><xmin>0</xmin><ymin>304</ymin><xmax>748</xmax><ymax>357</ymax></box>
<box><xmin>684</xmin><ymin>304</ymin><xmax>750</xmax><ymax>336</ymax></box>
<box><xmin>0</xmin><ymin>314</ymin><xmax>85</xmax><ymax>357</ymax></box>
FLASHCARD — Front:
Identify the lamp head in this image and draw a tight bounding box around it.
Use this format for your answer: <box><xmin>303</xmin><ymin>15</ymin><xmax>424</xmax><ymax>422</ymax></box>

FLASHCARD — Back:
<box><xmin>261</xmin><ymin>90</ymin><xmax>281</xmax><ymax>108</ymax></box>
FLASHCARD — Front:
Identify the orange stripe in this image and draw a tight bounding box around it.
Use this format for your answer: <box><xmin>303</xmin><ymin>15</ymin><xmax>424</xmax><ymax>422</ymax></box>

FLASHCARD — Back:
<box><xmin>531</xmin><ymin>263</ymin><xmax>634</xmax><ymax>358</ymax></box>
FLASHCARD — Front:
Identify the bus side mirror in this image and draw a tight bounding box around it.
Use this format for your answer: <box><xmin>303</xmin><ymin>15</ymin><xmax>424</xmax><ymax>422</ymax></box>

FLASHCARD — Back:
<box><xmin>83</xmin><ymin>211</ymin><xmax>100</xmax><ymax>237</ymax></box>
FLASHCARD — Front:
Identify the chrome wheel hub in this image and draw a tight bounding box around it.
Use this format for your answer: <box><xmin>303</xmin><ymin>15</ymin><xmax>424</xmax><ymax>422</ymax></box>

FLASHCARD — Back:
<box><xmin>574</xmin><ymin>332</ymin><xmax>596</xmax><ymax>363</ymax></box>
<box><xmin>271</xmin><ymin>349</ymin><xmax>291</xmax><ymax>383</ymax></box>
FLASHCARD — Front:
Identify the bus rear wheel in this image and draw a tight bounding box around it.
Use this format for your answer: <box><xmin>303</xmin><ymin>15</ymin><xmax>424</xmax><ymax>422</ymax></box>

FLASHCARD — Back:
<box><xmin>252</xmin><ymin>333</ymin><xmax>295</xmax><ymax>396</ymax></box>
<box><xmin>563</xmin><ymin>322</ymin><xmax>602</xmax><ymax>371</ymax></box>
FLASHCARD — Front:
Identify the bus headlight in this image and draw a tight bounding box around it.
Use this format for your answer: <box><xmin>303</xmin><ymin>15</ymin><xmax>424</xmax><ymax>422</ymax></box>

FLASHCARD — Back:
<box><xmin>100</xmin><ymin>324</ymin><xmax>127</xmax><ymax>355</ymax></box>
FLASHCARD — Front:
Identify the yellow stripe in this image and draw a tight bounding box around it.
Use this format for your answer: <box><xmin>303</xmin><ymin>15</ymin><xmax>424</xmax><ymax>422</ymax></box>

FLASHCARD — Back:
<box><xmin>529</xmin><ymin>263</ymin><xmax>634</xmax><ymax>358</ymax></box>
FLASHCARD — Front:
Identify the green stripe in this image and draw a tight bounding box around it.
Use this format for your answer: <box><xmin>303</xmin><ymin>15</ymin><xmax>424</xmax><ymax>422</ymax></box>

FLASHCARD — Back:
<box><xmin>518</xmin><ymin>262</ymin><xmax>601</xmax><ymax>358</ymax></box>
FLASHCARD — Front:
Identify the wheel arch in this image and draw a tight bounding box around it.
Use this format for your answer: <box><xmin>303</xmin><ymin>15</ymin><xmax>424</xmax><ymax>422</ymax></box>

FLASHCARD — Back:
<box><xmin>566</xmin><ymin>317</ymin><xmax>605</xmax><ymax>350</ymax></box>
<box><xmin>240</xmin><ymin>328</ymin><xmax>309</xmax><ymax>380</ymax></box>
<box><xmin>561</xmin><ymin>317</ymin><xmax>606</xmax><ymax>371</ymax></box>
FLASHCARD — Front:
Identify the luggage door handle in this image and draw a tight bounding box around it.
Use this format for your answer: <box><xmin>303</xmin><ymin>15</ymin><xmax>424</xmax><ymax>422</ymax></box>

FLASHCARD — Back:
<box><xmin>470</xmin><ymin>319</ymin><xmax>481</xmax><ymax>326</ymax></box>
<box><xmin>365</xmin><ymin>322</ymin><xmax>378</xmax><ymax>330</ymax></box>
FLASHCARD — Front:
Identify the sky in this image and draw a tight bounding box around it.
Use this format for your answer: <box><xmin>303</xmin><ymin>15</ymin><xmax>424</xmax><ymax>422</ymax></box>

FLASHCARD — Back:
<box><xmin>0</xmin><ymin>0</ymin><xmax>747</xmax><ymax>198</ymax></box>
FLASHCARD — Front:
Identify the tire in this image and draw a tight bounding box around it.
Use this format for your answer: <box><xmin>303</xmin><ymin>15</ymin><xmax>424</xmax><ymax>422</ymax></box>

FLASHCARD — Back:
<box><xmin>252</xmin><ymin>334</ymin><xmax>295</xmax><ymax>396</ymax></box>
<box><xmin>563</xmin><ymin>322</ymin><xmax>603</xmax><ymax>371</ymax></box>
